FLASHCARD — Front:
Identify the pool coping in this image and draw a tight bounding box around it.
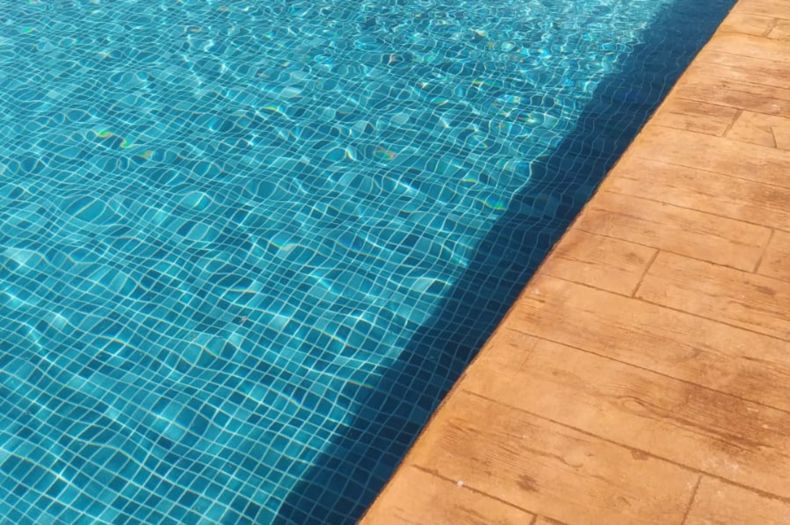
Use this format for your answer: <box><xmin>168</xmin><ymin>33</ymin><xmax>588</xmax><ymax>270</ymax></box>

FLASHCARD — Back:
<box><xmin>362</xmin><ymin>0</ymin><xmax>790</xmax><ymax>522</ymax></box>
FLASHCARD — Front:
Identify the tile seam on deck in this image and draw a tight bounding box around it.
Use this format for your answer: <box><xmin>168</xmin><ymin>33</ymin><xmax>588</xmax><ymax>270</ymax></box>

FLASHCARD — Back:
<box><xmin>458</xmin><ymin>390</ymin><xmax>790</xmax><ymax>508</ymax></box>
<box><xmin>502</xmin><ymin>325</ymin><xmax>790</xmax><ymax>417</ymax></box>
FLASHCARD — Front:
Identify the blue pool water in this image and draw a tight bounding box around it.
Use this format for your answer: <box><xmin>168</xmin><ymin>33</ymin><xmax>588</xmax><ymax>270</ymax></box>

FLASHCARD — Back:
<box><xmin>0</xmin><ymin>0</ymin><xmax>733</xmax><ymax>523</ymax></box>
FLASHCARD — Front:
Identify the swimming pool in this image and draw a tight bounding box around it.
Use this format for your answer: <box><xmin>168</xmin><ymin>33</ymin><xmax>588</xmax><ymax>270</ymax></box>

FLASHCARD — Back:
<box><xmin>0</xmin><ymin>0</ymin><xmax>734</xmax><ymax>523</ymax></box>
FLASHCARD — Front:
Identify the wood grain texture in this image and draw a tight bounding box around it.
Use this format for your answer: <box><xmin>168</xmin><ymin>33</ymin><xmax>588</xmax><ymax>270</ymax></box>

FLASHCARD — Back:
<box><xmin>675</xmin><ymin>70</ymin><xmax>790</xmax><ymax>117</ymax></box>
<box><xmin>692</xmin><ymin>50</ymin><xmax>790</xmax><ymax>90</ymax></box>
<box><xmin>771</xmin><ymin>19</ymin><xmax>790</xmax><ymax>39</ymax></box>
<box><xmin>759</xmin><ymin>229</ymin><xmax>790</xmax><ymax>281</ymax></box>
<box><xmin>685</xmin><ymin>477</ymin><xmax>790</xmax><ymax>525</ymax></box>
<box><xmin>604</xmin><ymin>156</ymin><xmax>790</xmax><ymax>230</ymax></box>
<box><xmin>574</xmin><ymin>191</ymin><xmax>770</xmax><ymax>270</ymax></box>
<box><xmin>652</xmin><ymin>98</ymin><xmax>739</xmax><ymax>136</ymax></box>
<box><xmin>362</xmin><ymin>466</ymin><xmax>535</xmax><ymax>525</ymax></box>
<box><xmin>731</xmin><ymin>0</ymin><xmax>790</xmax><ymax>19</ymax></box>
<box><xmin>728</xmin><ymin>110</ymin><xmax>790</xmax><ymax>149</ymax></box>
<box><xmin>462</xmin><ymin>332</ymin><xmax>790</xmax><ymax>500</ymax></box>
<box><xmin>512</xmin><ymin>274</ymin><xmax>790</xmax><ymax>412</ymax></box>
<box><xmin>637</xmin><ymin>251</ymin><xmax>790</xmax><ymax>339</ymax></box>
<box><xmin>706</xmin><ymin>32</ymin><xmax>790</xmax><ymax>63</ymax></box>
<box><xmin>720</xmin><ymin>13</ymin><xmax>778</xmax><ymax>36</ymax></box>
<box><xmin>636</xmin><ymin>126</ymin><xmax>790</xmax><ymax>189</ymax></box>
<box><xmin>535</xmin><ymin>518</ymin><xmax>568</xmax><ymax>525</ymax></box>
<box><xmin>405</xmin><ymin>391</ymin><xmax>697</xmax><ymax>525</ymax></box>
<box><xmin>536</xmin><ymin>230</ymin><xmax>655</xmax><ymax>295</ymax></box>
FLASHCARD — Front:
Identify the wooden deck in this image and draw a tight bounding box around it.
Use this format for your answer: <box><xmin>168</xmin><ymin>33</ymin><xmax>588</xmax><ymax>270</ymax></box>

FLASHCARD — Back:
<box><xmin>362</xmin><ymin>1</ymin><xmax>790</xmax><ymax>523</ymax></box>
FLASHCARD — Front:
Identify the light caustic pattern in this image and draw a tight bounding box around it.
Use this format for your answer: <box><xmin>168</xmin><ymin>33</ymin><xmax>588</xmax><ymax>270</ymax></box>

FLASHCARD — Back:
<box><xmin>0</xmin><ymin>0</ymin><xmax>732</xmax><ymax>524</ymax></box>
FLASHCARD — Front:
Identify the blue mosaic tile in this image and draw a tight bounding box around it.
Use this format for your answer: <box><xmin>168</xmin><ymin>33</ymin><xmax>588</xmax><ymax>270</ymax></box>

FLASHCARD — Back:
<box><xmin>0</xmin><ymin>0</ymin><xmax>733</xmax><ymax>523</ymax></box>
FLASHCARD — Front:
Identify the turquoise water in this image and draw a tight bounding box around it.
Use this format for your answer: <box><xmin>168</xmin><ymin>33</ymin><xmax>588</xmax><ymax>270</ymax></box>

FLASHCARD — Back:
<box><xmin>0</xmin><ymin>0</ymin><xmax>732</xmax><ymax>523</ymax></box>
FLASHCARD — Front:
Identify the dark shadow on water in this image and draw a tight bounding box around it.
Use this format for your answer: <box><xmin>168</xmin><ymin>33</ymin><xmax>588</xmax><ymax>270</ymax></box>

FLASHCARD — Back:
<box><xmin>276</xmin><ymin>1</ymin><xmax>734</xmax><ymax>522</ymax></box>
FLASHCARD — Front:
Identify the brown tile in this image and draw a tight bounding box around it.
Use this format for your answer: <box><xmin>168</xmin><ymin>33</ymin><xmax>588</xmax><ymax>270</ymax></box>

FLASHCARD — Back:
<box><xmin>706</xmin><ymin>33</ymin><xmax>790</xmax><ymax>65</ymax></box>
<box><xmin>759</xmin><ymin>229</ymin><xmax>790</xmax><ymax>281</ymax></box>
<box><xmin>604</xmin><ymin>156</ymin><xmax>790</xmax><ymax>229</ymax></box>
<box><xmin>688</xmin><ymin>51</ymin><xmax>790</xmax><ymax>91</ymax></box>
<box><xmin>537</xmin><ymin>230</ymin><xmax>655</xmax><ymax>295</ymax></box>
<box><xmin>652</xmin><ymin>99</ymin><xmax>738</xmax><ymax>136</ymax></box>
<box><xmin>720</xmin><ymin>13</ymin><xmax>778</xmax><ymax>36</ymax></box>
<box><xmin>636</xmin><ymin>126</ymin><xmax>790</xmax><ymax>189</ymax></box>
<box><xmin>773</xmin><ymin>123</ymin><xmax>790</xmax><ymax>149</ymax></box>
<box><xmin>509</xmin><ymin>275</ymin><xmax>790</xmax><ymax>412</ymax></box>
<box><xmin>728</xmin><ymin>110</ymin><xmax>790</xmax><ymax>149</ymax></box>
<box><xmin>677</xmin><ymin>64</ymin><xmax>790</xmax><ymax>115</ymax></box>
<box><xmin>636</xmin><ymin>251</ymin><xmax>790</xmax><ymax>340</ymax></box>
<box><xmin>463</xmin><ymin>333</ymin><xmax>790</xmax><ymax>500</ymax></box>
<box><xmin>685</xmin><ymin>477</ymin><xmax>790</xmax><ymax>525</ymax></box>
<box><xmin>574</xmin><ymin>191</ymin><xmax>770</xmax><ymax>270</ymax></box>
<box><xmin>677</xmin><ymin>76</ymin><xmax>790</xmax><ymax>117</ymax></box>
<box><xmin>770</xmin><ymin>19</ymin><xmax>790</xmax><ymax>39</ymax></box>
<box><xmin>407</xmin><ymin>391</ymin><xmax>697</xmax><ymax>525</ymax></box>
<box><xmin>535</xmin><ymin>518</ymin><xmax>567</xmax><ymax>525</ymax></box>
<box><xmin>461</xmin><ymin>326</ymin><xmax>536</xmax><ymax>380</ymax></box>
<box><xmin>362</xmin><ymin>466</ymin><xmax>535</xmax><ymax>525</ymax></box>
<box><xmin>732</xmin><ymin>0</ymin><xmax>790</xmax><ymax>19</ymax></box>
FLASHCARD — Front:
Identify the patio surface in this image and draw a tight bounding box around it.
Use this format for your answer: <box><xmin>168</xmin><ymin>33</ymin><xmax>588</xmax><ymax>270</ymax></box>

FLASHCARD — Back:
<box><xmin>362</xmin><ymin>0</ymin><xmax>790</xmax><ymax>523</ymax></box>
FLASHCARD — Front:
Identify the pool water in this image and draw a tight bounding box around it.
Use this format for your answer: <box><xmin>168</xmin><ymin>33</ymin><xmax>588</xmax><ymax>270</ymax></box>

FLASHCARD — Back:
<box><xmin>0</xmin><ymin>0</ymin><xmax>733</xmax><ymax>523</ymax></box>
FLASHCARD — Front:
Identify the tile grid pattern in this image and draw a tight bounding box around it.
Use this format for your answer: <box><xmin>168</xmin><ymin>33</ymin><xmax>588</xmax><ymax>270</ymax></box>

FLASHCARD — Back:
<box><xmin>363</xmin><ymin>0</ymin><xmax>790</xmax><ymax>523</ymax></box>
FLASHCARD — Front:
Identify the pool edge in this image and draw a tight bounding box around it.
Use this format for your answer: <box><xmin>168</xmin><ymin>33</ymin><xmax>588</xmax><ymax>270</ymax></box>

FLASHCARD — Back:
<box><xmin>361</xmin><ymin>0</ymin><xmax>790</xmax><ymax>522</ymax></box>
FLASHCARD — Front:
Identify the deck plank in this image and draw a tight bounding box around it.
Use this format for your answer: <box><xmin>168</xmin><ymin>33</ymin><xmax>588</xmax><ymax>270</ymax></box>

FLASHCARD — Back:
<box><xmin>461</xmin><ymin>331</ymin><xmax>790</xmax><ymax>500</ymax></box>
<box><xmin>652</xmin><ymin>98</ymin><xmax>739</xmax><ymax>136</ymax></box>
<box><xmin>603</xmin><ymin>156</ymin><xmax>790</xmax><ymax>230</ymax></box>
<box><xmin>720</xmin><ymin>13</ymin><xmax>778</xmax><ymax>36</ymax></box>
<box><xmin>676</xmin><ymin>70</ymin><xmax>790</xmax><ymax>116</ymax></box>
<box><xmin>636</xmin><ymin>126</ymin><xmax>790</xmax><ymax>189</ymax></box>
<box><xmin>771</xmin><ymin>19</ymin><xmax>790</xmax><ymax>39</ymax></box>
<box><xmin>513</xmin><ymin>274</ymin><xmax>790</xmax><ymax>413</ymax></box>
<box><xmin>400</xmin><ymin>391</ymin><xmax>697</xmax><ymax>525</ymax></box>
<box><xmin>701</xmin><ymin>48</ymin><xmax>790</xmax><ymax>81</ymax></box>
<box><xmin>706</xmin><ymin>32</ymin><xmax>790</xmax><ymax>62</ymax></box>
<box><xmin>362</xmin><ymin>466</ymin><xmax>535</xmax><ymax>525</ymax></box>
<box><xmin>727</xmin><ymin>110</ymin><xmax>790</xmax><ymax>149</ymax></box>
<box><xmin>731</xmin><ymin>0</ymin><xmax>790</xmax><ymax>19</ymax></box>
<box><xmin>534</xmin><ymin>518</ymin><xmax>567</xmax><ymax>525</ymax></box>
<box><xmin>537</xmin><ymin>230</ymin><xmax>656</xmax><ymax>295</ymax></box>
<box><xmin>685</xmin><ymin>477</ymin><xmax>790</xmax><ymax>525</ymax></box>
<box><xmin>684</xmin><ymin>52</ymin><xmax>790</xmax><ymax>92</ymax></box>
<box><xmin>759</xmin><ymin>229</ymin><xmax>790</xmax><ymax>281</ymax></box>
<box><xmin>636</xmin><ymin>251</ymin><xmax>790</xmax><ymax>339</ymax></box>
<box><xmin>574</xmin><ymin>191</ymin><xmax>770</xmax><ymax>270</ymax></box>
